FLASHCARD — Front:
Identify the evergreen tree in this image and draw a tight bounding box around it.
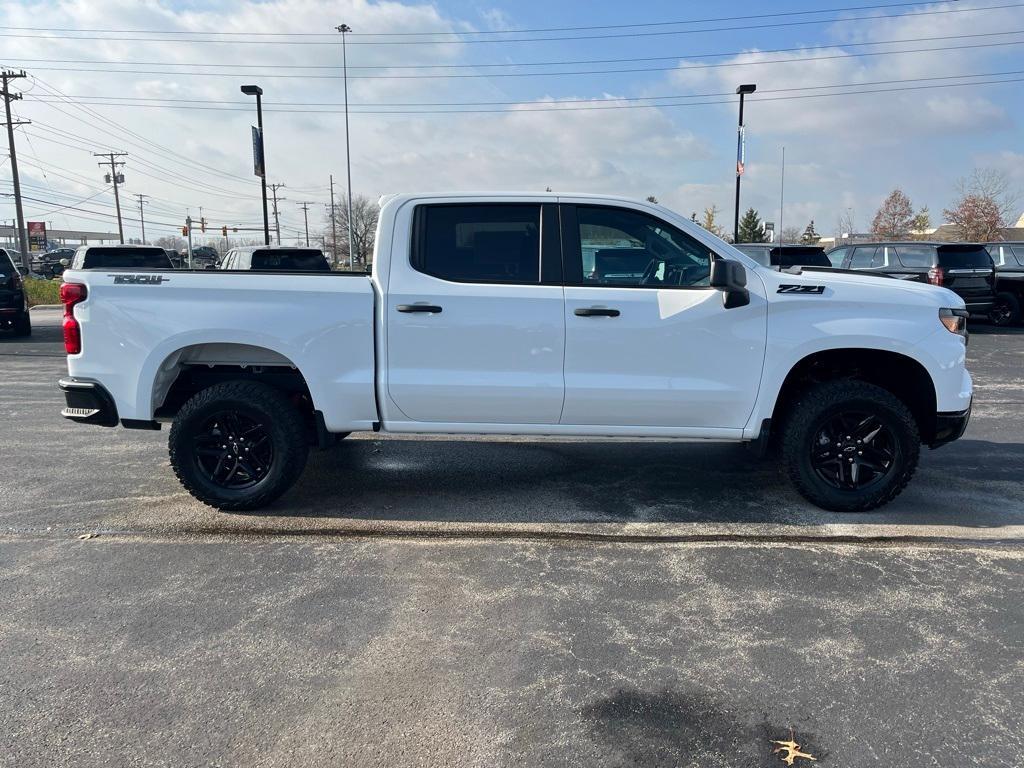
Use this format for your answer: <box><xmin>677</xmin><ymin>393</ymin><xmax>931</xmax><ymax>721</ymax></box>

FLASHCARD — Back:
<box><xmin>736</xmin><ymin>208</ymin><xmax>767</xmax><ymax>243</ymax></box>
<box><xmin>801</xmin><ymin>220</ymin><xmax>821</xmax><ymax>244</ymax></box>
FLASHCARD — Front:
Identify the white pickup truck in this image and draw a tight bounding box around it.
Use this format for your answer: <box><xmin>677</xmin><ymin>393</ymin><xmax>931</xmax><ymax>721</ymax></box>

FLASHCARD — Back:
<box><xmin>58</xmin><ymin>193</ymin><xmax>973</xmax><ymax>512</ymax></box>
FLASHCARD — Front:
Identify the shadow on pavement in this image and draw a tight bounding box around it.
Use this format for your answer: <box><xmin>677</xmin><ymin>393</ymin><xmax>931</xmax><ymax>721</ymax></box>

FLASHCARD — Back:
<box><xmin>226</xmin><ymin>437</ymin><xmax>1024</xmax><ymax>529</ymax></box>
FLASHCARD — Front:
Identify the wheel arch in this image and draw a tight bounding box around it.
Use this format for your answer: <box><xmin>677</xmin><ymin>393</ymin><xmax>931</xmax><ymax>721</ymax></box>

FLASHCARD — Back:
<box><xmin>769</xmin><ymin>348</ymin><xmax>939</xmax><ymax>443</ymax></box>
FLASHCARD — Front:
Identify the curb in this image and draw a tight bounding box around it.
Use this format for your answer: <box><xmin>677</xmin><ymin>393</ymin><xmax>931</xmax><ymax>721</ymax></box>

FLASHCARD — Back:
<box><xmin>29</xmin><ymin>304</ymin><xmax>62</xmax><ymax>310</ymax></box>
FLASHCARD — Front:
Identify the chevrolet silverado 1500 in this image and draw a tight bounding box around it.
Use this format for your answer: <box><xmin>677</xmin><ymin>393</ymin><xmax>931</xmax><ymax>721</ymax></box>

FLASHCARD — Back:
<box><xmin>58</xmin><ymin>193</ymin><xmax>973</xmax><ymax>512</ymax></box>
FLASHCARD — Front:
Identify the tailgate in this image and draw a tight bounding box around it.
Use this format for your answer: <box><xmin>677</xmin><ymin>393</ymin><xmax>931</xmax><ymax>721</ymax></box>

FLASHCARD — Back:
<box><xmin>938</xmin><ymin>245</ymin><xmax>994</xmax><ymax>294</ymax></box>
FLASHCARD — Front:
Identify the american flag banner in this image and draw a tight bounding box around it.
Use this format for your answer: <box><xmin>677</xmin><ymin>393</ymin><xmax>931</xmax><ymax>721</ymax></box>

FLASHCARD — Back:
<box><xmin>737</xmin><ymin>125</ymin><xmax>746</xmax><ymax>176</ymax></box>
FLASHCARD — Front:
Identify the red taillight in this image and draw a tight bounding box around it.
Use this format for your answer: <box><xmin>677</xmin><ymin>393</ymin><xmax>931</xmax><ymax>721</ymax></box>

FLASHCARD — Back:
<box><xmin>60</xmin><ymin>282</ymin><xmax>87</xmax><ymax>355</ymax></box>
<box><xmin>927</xmin><ymin>266</ymin><xmax>944</xmax><ymax>286</ymax></box>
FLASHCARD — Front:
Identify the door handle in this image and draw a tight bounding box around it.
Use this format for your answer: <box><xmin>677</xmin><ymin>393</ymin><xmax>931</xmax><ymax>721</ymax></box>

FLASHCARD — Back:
<box><xmin>574</xmin><ymin>307</ymin><xmax>620</xmax><ymax>317</ymax></box>
<box><xmin>397</xmin><ymin>304</ymin><xmax>443</xmax><ymax>314</ymax></box>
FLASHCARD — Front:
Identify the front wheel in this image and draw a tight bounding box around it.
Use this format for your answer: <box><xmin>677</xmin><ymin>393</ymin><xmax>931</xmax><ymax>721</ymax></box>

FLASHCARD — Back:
<box><xmin>989</xmin><ymin>291</ymin><xmax>1021</xmax><ymax>327</ymax></box>
<box><xmin>781</xmin><ymin>380</ymin><xmax>920</xmax><ymax>512</ymax></box>
<box><xmin>169</xmin><ymin>380</ymin><xmax>309</xmax><ymax>510</ymax></box>
<box><xmin>12</xmin><ymin>311</ymin><xmax>31</xmax><ymax>337</ymax></box>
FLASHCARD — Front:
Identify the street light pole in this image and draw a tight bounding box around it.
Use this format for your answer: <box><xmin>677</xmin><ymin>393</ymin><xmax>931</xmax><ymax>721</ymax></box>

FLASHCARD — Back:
<box><xmin>241</xmin><ymin>85</ymin><xmax>271</xmax><ymax>246</ymax></box>
<box><xmin>733</xmin><ymin>83</ymin><xmax>756</xmax><ymax>244</ymax></box>
<box><xmin>336</xmin><ymin>23</ymin><xmax>355</xmax><ymax>268</ymax></box>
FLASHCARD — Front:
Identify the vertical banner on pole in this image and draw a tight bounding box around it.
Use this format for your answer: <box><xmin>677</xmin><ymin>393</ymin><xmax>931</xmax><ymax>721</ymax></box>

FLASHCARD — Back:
<box><xmin>251</xmin><ymin>126</ymin><xmax>265</xmax><ymax>178</ymax></box>
<box><xmin>736</xmin><ymin>125</ymin><xmax>746</xmax><ymax>176</ymax></box>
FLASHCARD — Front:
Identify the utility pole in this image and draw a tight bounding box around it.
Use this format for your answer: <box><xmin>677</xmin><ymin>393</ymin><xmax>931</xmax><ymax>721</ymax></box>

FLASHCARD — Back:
<box><xmin>95</xmin><ymin>151</ymin><xmax>128</xmax><ymax>243</ymax></box>
<box><xmin>329</xmin><ymin>174</ymin><xmax>338</xmax><ymax>267</ymax></box>
<box><xmin>1</xmin><ymin>70</ymin><xmax>31</xmax><ymax>270</ymax></box>
<box><xmin>135</xmin><ymin>193</ymin><xmax>149</xmax><ymax>244</ymax></box>
<box><xmin>268</xmin><ymin>183</ymin><xmax>286</xmax><ymax>245</ymax></box>
<box><xmin>296</xmin><ymin>202</ymin><xmax>312</xmax><ymax>247</ymax></box>
<box><xmin>336</xmin><ymin>24</ymin><xmax>355</xmax><ymax>269</ymax></box>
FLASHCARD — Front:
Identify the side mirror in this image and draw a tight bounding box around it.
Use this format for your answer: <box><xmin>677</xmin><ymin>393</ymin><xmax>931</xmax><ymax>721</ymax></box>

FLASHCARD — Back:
<box><xmin>710</xmin><ymin>259</ymin><xmax>750</xmax><ymax>309</ymax></box>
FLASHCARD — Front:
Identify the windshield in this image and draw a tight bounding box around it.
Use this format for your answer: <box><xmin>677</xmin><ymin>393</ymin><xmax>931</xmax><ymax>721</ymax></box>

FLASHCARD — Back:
<box><xmin>80</xmin><ymin>247</ymin><xmax>173</xmax><ymax>270</ymax></box>
<box><xmin>249</xmin><ymin>249</ymin><xmax>331</xmax><ymax>271</ymax></box>
<box><xmin>0</xmin><ymin>252</ymin><xmax>15</xmax><ymax>276</ymax></box>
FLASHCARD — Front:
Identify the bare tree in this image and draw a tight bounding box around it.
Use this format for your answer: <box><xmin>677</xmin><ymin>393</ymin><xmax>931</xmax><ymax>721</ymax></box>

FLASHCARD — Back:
<box><xmin>326</xmin><ymin>194</ymin><xmax>379</xmax><ymax>269</ymax></box>
<box><xmin>780</xmin><ymin>226</ymin><xmax>802</xmax><ymax>244</ymax></box>
<box><xmin>871</xmin><ymin>189</ymin><xmax>914</xmax><ymax>239</ymax></box>
<box><xmin>700</xmin><ymin>205</ymin><xmax>726</xmax><ymax>239</ymax></box>
<box><xmin>943</xmin><ymin>168</ymin><xmax>1019</xmax><ymax>241</ymax></box>
<box><xmin>836</xmin><ymin>209</ymin><xmax>856</xmax><ymax>245</ymax></box>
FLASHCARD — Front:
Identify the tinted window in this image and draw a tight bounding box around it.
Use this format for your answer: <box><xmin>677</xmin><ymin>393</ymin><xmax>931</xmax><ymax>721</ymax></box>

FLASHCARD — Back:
<box><xmin>0</xmin><ymin>251</ymin><xmax>15</xmax><ymax>276</ymax></box>
<box><xmin>936</xmin><ymin>244</ymin><xmax>993</xmax><ymax>269</ymax></box>
<box><xmin>413</xmin><ymin>204</ymin><xmax>540</xmax><ymax>284</ymax></box>
<box><xmin>575</xmin><ymin>206</ymin><xmax>711</xmax><ymax>287</ymax></box>
<box><xmin>1010</xmin><ymin>246</ymin><xmax>1024</xmax><ymax>266</ymax></box>
<box><xmin>894</xmin><ymin>245</ymin><xmax>935</xmax><ymax>268</ymax></box>
<box><xmin>849</xmin><ymin>247</ymin><xmax>876</xmax><ymax>268</ymax></box>
<box><xmin>735</xmin><ymin>245</ymin><xmax>770</xmax><ymax>266</ymax></box>
<box><xmin>773</xmin><ymin>247</ymin><xmax>831</xmax><ymax>268</ymax></box>
<box><xmin>987</xmin><ymin>245</ymin><xmax>1008</xmax><ymax>266</ymax></box>
<box><xmin>80</xmin><ymin>247</ymin><xmax>173</xmax><ymax>270</ymax></box>
<box><xmin>827</xmin><ymin>248</ymin><xmax>847</xmax><ymax>267</ymax></box>
<box><xmin>250</xmin><ymin>249</ymin><xmax>330</xmax><ymax>271</ymax></box>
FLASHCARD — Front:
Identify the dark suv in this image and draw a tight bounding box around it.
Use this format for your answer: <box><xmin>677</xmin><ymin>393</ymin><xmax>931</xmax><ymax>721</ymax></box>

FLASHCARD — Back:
<box><xmin>985</xmin><ymin>243</ymin><xmax>1024</xmax><ymax>326</ymax></box>
<box><xmin>827</xmin><ymin>242</ymin><xmax>995</xmax><ymax>314</ymax></box>
<box><xmin>0</xmin><ymin>247</ymin><xmax>31</xmax><ymax>336</ymax></box>
<box><xmin>70</xmin><ymin>244</ymin><xmax>174</xmax><ymax>270</ymax></box>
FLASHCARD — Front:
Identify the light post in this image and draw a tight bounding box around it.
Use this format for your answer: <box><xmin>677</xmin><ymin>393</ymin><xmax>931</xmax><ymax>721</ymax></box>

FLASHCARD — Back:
<box><xmin>241</xmin><ymin>84</ymin><xmax>271</xmax><ymax>246</ymax></box>
<box><xmin>336</xmin><ymin>23</ymin><xmax>355</xmax><ymax>268</ymax></box>
<box><xmin>733</xmin><ymin>83</ymin><xmax>756</xmax><ymax>244</ymax></box>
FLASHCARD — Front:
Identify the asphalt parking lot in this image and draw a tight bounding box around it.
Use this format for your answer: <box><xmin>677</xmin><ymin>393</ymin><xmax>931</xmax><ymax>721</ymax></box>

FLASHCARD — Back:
<box><xmin>2</xmin><ymin>308</ymin><xmax>1023</xmax><ymax>767</ymax></box>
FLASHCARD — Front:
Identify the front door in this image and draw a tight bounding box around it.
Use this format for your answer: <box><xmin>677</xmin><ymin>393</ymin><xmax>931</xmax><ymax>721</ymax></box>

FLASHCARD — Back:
<box><xmin>386</xmin><ymin>202</ymin><xmax>565</xmax><ymax>425</ymax></box>
<box><xmin>560</xmin><ymin>204</ymin><xmax>766</xmax><ymax>431</ymax></box>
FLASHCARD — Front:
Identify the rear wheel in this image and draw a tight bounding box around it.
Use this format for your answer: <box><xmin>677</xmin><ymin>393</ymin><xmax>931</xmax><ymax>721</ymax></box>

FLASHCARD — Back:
<box><xmin>781</xmin><ymin>380</ymin><xmax>920</xmax><ymax>512</ymax></box>
<box><xmin>169</xmin><ymin>380</ymin><xmax>309</xmax><ymax>510</ymax></box>
<box><xmin>12</xmin><ymin>311</ymin><xmax>31</xmax><ymax>337</ymax></box>
<box><xmin>989</xmin><ymin>291</ymin><xmax>1021</xmax><ymax>327</ymax></box>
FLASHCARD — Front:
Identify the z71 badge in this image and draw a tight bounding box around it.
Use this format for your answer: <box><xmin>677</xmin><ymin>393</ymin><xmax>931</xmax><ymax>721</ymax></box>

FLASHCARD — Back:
<box><xmin>108</xmin><ymin>274</ymin><xmax>170</xmax><ymax>285</ymax></box>
<box><xmin>777</xmin><ymin>284</ymin><xmax>825</xmax><ymax>294</ymax></box>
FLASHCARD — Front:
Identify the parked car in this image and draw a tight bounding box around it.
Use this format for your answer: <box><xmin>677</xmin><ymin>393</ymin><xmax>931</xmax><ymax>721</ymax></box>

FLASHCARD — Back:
<box><xmin>34</xmin><ymin>248</ymin><xmax>76</xmax><ymax>278</ymax></box>
<box><xmin>182</xmin><ymin>246</ymin><xmax>219</xmax><ymax>269</ymax></box>
<box><xmin>734</xmin><ymin>243</ymin><xmax>833</xmax><ymax>269</ymax></box>
<box><xmin>827</xmin><ymin>242</ymin><xmax>995</xmax><ymax>314</ymax></box>
<box><xmin>219</xmin><ymin>245</ymin><xmax>332</xmax><ymax>272</ymax></box>
<box><xmin>70</xmin><ymin>244</ymin><xmax>175</xmax><ymax>271</ymax></box>
<box><xmin>984</xmin><ymin>243</ymin><xmax>1024</xmax><ymax>326</ymax></box>
<box><xmin>57</xmin><ymin>193</ymin><xmax>973</xmax><ymax>514</ymax></box>
<box><xmin>164</xmin><ymin>249</ymin><xmax>183</xmax><ymax>269</ymax></box>
<box><xmin>0</xmin><ymin>247</ymin><xmax>31</xmax><ymax>336</ymax></box>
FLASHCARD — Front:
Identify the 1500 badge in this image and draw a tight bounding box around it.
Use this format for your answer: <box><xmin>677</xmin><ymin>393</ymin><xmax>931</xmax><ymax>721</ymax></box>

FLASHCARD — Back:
<box><xmin>108</xmin><ymin>274</ymin><xmax>170</xmax><ymax>284</ymax></box>
<box><xmin>777</xmin><ymin>285</ymin><xmax>825</xmax><ymax>294</ymax></box>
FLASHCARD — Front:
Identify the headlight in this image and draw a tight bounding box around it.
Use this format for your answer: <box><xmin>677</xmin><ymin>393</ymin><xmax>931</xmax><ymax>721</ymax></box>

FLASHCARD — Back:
<box><xmin>939</xmin><ymin>308</ymin><xmax>969</xmax><ymax>340</ymax></box>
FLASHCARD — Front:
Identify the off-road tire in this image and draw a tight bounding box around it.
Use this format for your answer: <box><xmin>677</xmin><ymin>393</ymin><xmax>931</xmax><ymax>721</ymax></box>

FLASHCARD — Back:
<box><xmin>990</xmin><ymin>291</ymin><xmax>1021</xmax><ymax>327</ymax></box>
<box><xmin>12</xmin><ymin>311</ymin><xmax>31</xmax><ymax>337</ymax></box>
<box><xmin>781</xmin><ymin>380</ymin><xmax>920</xmax><ymax>512</ymax></box>
<box><xmin>169</xmin><ymin>380</ymin><xmax>309</xmax><ymax>510</ymax></box>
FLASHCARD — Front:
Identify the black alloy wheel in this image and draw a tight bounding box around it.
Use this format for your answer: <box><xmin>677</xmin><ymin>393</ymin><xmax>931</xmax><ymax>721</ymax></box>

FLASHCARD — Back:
<box><xmin>193</xmin><ymin>411</ymin><xmax>274</xmax><ymax>490</ymax></box>
<box><xmin>809</xmin><ymin>411</ymin><xmax>898</xmax><ymax>491</ymax></box>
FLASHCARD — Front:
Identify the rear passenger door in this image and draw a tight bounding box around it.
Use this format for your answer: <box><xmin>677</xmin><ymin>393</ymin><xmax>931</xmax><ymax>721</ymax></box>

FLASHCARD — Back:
<box><xmin>385</xmin><ymin>202</ymin><xmax>565</xmax><ymax>425</ymax></box>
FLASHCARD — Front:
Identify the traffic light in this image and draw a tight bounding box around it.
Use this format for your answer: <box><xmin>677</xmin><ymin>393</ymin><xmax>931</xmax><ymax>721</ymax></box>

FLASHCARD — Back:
<box><xmin>181</xmin><ymin>226</ymin><xmax>189</xmax><ymax>236</ymax></box>
<box><xmin>200</xmin><ymin>217</ymin><xmax>206</xmax><ymax>233</ymax></box>
<box><xmin>221</xmin><ymin>225</ymin><xmax>228</xmax><ymax>237</ymax></box>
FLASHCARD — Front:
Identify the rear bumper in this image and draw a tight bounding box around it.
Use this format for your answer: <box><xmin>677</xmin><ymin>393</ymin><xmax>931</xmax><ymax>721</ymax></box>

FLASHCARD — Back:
<box><xmin>929</xmin><ymin>398</ymin><xmax>972</xmax><ymax>449</ymax></box>
<box><xmin>58</xmin><ymin>378</ymin><xmax>119</xmax><ymax>427</ymax></box>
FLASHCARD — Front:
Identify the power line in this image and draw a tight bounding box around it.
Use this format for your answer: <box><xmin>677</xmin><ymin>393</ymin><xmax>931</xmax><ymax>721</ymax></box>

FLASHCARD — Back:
<box><xmin>22</xmin><ymin>67</ymin><xmax>1024</xmax><ymax>111</ymax></box>
<box><xmin>0</xmin><ymin>3</ymin><xmax>1019</xmax><ymax>45</ymax></box>
<box><xmin>0</xmin><ymin>2</ymin><xmax>964</xmax><ymax>36</ymax></box>
<box><xmin>15</xmin><ymin>72</ymin><xmax>1024</xmax><ymax>116</ymax></box>
<box><xmin>10</xmin><ymin>37</ymin><xmax>1024</xmax><ymax>82</ymax></box>
<box><xmin>6</xmin><ymin>28</ymin><xmax>1022</xmax><ymax>71</ymax></box>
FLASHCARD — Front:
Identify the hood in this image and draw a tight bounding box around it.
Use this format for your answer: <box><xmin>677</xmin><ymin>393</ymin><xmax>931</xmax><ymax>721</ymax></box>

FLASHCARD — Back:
<box><xmin>757</xmin><ymin>266</ymin><xmax>963</xmax><ymax>308</ymax></box>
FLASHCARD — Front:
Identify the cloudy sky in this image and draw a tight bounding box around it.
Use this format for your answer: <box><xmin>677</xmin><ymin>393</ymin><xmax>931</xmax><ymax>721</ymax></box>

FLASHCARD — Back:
<box><xmin>2</xmin><ymin>0</ymin><xmax>1023</xmax><ymax>245</ymax></box>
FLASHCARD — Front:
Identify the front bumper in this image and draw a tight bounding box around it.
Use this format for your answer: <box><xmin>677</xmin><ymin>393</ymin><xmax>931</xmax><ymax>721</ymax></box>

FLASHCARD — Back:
<box><xmin>929</xmin><ymin>398</ymin><xmax>972</xmax><ymax>448</ymax></box>
<box><xmin>58</xmin><ymin>378</ymin><xmax>119</xmax><ymax>427</ymax></box>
